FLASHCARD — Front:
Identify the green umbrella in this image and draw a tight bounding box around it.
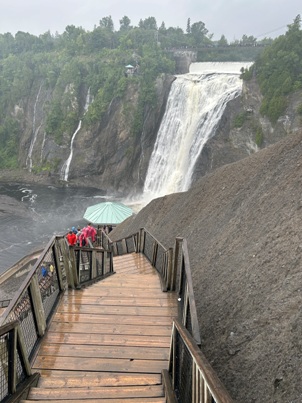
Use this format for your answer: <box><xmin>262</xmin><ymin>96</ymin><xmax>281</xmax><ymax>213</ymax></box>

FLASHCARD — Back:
<box><xmin>83</xmin><ymin>201</ymin><xmax>133</xmax><ymax>225</ymax></box>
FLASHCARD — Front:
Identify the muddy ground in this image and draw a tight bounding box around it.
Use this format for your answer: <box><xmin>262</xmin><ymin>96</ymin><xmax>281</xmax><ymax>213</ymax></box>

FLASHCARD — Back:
<box><xmin>111</xmin><ymin>131</ymin><xmax>302</xmax><ymax>403</ymax></box>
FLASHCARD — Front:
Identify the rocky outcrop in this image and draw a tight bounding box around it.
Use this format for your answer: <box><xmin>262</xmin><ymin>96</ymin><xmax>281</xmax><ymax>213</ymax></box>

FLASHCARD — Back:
<box><xmin>170</xmin><ymin>50</ymin><xmax>197</xmax><ymax>73</ymax></box>
<box><xmin>192</xmin><ymin>78</ymin><xmax>302</xmax><ymax>182</ymax></box>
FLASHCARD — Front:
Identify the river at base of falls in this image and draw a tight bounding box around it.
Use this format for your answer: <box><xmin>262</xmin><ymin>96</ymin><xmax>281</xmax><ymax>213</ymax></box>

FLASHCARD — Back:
<box><xmin>0</xmin><ymin>182</ymin><xmax>114</xmax><ymax>275</ymax></box>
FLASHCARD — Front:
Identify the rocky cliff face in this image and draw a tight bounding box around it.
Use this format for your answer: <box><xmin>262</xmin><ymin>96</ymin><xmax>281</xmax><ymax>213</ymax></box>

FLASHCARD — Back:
<box><xmin>4</xmin><ymin>61</ymin><xmax>302</xmax><ymax>196</ymax></box>
<box><xmin>8</xmin><ymin>74</ymin><xmax>174</xmax><ymax>195</ymax></box>
<box><xmin>192</xmin><ymin>78</ymin><xmax>302</xmax><ymax>182</ymax></box>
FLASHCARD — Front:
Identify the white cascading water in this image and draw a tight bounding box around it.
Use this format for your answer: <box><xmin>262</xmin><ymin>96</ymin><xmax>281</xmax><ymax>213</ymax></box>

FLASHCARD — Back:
<box><xmin>60</xmin><ymin>120</ymin><xmax>82</xmax><ymax>181</ymax></box>
<box><xmin>60</xmin><ymin>88</ymin><xmax>92</xmax><ymax>182</ymax></box>
<box><xmin>26</xmin><ymin>83</ymin><xmax>43</xmax><ymax>172</ymax></box>
<box><xmin>143</xmin><ymin>62</ymin><xmax>253</xmax><ymax>201</ymax></box>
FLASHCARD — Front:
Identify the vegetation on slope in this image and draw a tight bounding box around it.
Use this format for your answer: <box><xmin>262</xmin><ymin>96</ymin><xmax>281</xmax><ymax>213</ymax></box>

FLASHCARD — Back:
<box><xmin>0</xmin><ymin>14</ymin><xmax>298</xmax><ymax>169</ymax></box>
<box><xmin>242</xmin><ymin>15</ymin><xmax>302</xmax><ymax>123</ymax></box>
<box><xmin>0</xmin><ymin>14</ymin><xmax>275</xmax><ymax>169</ymax></box>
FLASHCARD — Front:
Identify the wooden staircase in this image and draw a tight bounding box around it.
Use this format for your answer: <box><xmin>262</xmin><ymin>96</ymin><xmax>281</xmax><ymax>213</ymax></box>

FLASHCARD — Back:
<box><xmin>21</xmin><ymin>253</ymin><xmax>177</xmax><ymax>402</ymax></box>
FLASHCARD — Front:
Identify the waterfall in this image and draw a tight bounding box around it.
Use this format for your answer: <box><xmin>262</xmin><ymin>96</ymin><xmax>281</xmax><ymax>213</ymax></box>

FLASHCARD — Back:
<box><xmin>143</xmin><ymin>62</ymin><xmax>252</xmax><ymax>200</ymax></box>
<box><xmin>60</xmin><ymin>88</ymin><xmax>92</xmax><ymax>182</ymax></box>
<box><xmin>60</xmin><ymin>121</ymin><xmax>82</xmax><ymax>182</ymax></box>
<box><xmin>26</xmin><ymin>83</ymin><xmax>43</xmax><ymax>172</ymax></box>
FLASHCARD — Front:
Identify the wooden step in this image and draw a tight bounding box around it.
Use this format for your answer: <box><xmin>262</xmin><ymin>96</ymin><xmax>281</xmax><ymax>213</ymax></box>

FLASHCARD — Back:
<box><xmin>21</xmin><ymin>398</ymin><xmax>165</xmax><ymax>403</ymax></box>
<box><xmin>25</xmin><ymin>253</ymin><xmax>175</xmax><ymax>402</ymax></box>
<box><xmin>36</xmin><ymin>370</ymin><xmax>162</xmax><ymax>388</ymax></box>
<box><xmin>26</xmin><ymin>384</ymin><xmax>164</xmax><ymax>400</ymax></box>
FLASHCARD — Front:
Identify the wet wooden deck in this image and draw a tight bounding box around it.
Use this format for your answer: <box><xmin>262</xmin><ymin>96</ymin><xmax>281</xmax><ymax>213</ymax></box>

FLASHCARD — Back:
<box><xmin>22</xmin><ymin>253</ymin><xmax>178</xmax><ymax>402</ymax></box>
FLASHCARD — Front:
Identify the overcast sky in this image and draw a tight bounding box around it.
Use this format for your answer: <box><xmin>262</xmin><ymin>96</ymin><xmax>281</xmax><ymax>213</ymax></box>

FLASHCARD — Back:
<box><xmin>0</xmin><ymin>0</ymin><xmax>301</xmax><ymax>41</ymax></box>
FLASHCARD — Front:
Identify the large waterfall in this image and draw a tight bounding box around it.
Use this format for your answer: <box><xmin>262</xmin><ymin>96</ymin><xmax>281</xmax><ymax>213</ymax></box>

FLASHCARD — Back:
<box><xmin>143</xmin><ymin>62</ymin><xmax>252</xmax><ymax>200</ymax></box>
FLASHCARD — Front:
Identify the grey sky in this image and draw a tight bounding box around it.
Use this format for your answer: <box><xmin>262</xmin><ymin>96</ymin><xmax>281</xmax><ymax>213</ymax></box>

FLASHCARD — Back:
<box><xmin>0</xmin><ymin>0</ymin><xmax>300</xmax><ymax>41</ymax></box>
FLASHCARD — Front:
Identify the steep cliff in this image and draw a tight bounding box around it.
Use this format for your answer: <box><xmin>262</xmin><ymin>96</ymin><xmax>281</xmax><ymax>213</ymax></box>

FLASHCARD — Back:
<box><xmin>192</xmin><ymin>77</ymin><xmax>302</xmax><ymax>181</ymax></box>
<box><xmin>2</xmin><ymin>60</ymin><xmax>302</xmax><ymax>196</ymax></box>
<box><xmin>1</xmin><ymin>74</ymin><xmax>174</xmax><ymax>194</ymax></box>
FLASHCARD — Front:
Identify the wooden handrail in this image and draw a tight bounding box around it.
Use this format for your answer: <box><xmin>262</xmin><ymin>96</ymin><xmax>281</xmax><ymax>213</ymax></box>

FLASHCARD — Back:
<box><xmin>0</xmin><ymin>235</ymin><xmax>114</xmax><ymax>402</ymax></box>
<box><xmin>177</xmin><ymin>238</ymin><xmax>201</xmax><ymax>346</ymax></box>
<box><xmin>169</xmin><ymin>319</ymin><xmax>234</xmax><ymax>403</ymax></box>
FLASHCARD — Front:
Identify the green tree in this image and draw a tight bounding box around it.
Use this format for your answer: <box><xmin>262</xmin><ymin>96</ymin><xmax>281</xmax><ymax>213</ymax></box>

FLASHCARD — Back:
<box><xmin>119</xmin><ymin>16</ymin><xmax>131</xmax><ymax>31</ymax></box>
<box><xmin>186</xmin><ymin>18</ymin><xmax>191</xmax><ymax>34</ymax></box>
<box><xmin>190</xmin><ymin>21</ymin><xmax>209</xmax><ymax>46</ymax></box>
<box><xmin>99</xmin><ymin>16</ymin><xmax>114</xmax><ymax>31</ymax></box>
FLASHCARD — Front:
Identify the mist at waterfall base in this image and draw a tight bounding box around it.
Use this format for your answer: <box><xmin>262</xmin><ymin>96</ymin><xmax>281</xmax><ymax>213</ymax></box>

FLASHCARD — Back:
<box><xmin>0</xmin><ymin>182</ymin><xmax>112</xmax><ymax>275</ymax></box>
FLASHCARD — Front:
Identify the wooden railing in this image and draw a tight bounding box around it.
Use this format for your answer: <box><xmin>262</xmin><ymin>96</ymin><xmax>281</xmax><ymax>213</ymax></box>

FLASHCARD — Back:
<box><xmin>163</xmin><ymin>319</ymin><xmax>234</xmax><ymax>403</ymax></box>
<box><xmin>109</xmin><ymin>228</ymin><xmax>234</xmax><ymax>403</ymax></box>
<box><xmin>0</xmin><ymin>235</ymin><xmax>114</xmax><ymax>402</ymax></box>
<box><xmin>0</xmin><ymin>321</ymin><xmax>39</xmax><ymax>402</ymax></box>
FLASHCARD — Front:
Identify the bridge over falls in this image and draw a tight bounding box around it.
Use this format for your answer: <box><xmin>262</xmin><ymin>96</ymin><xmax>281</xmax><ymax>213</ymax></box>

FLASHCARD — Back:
<box><xmin>0</xmin><ymin>230</ymin><xmax>233</xmax><ymax>403</ymax></box>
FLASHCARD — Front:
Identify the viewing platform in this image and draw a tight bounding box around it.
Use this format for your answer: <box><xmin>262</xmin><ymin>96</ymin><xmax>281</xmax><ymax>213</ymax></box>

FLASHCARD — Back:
<box><xmin>22</xmin><ymin>253</ymin><xmax>178</xmax><ymax>402</ymax></box>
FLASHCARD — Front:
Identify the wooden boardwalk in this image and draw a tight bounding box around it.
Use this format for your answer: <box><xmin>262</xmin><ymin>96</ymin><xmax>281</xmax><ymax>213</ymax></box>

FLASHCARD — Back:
<box><xmin>22</xmin><ymin>253</ymin><xmax>178</xmax><ymax>402</ymax></box>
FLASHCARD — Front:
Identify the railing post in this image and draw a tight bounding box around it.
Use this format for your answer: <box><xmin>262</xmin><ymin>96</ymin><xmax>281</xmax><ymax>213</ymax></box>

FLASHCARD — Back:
<box><xmin>8</xmin><ymin>326</ymin><xmax>17</xmax><ymax>394</ymax></box>
<box><xmin>172</xmin><ymin>237</ymin><xmax>183</xmax><ymax>292</ymax></box>
<box><xmin>16</xmin><ymin>324</ymin><xmax>32</xmax><ymax>376</ymax></box>
<box><xmin>91</xmin><ymin>250</ymin><xmax>97</xmax><ymax>280</ymax></box>
<box><xmin>29</xmin><ymin>274</ymin><xmax>46</xmax><ymax>337</ymax></box>
<box><xmin>166</xmin><ymin>247</ymin><xmax>174</xmax><ymax>291</ymax></box>
<box><xmin>62</xmin><ymin>241</ymin><xmax>75</xmax><ymax>288</ymax></box>
<box><xmin>122</xmin><ymin>238</ymin><xmax>127</xmax><ymax>254</ymax></box>
<box><xmin>53</xmin><ymin>240</ymin><xmax>65</xmax><ymax>291</ymax></box>
<box><xmin>139</xmin><ymin>228</ymin><xmax>145</xmax><ymax>253</ymax></box>
<box><xmin>152</xmin><ymin>241</ymin><xmax>158</xmax><ymax>266</ymax></box>
<box><xmin>134</xmin><ymin>233</ymin><xmax>139</xmax><ymax>253</ymax></box>
<box><xmin>69</xmin><ymin>247</ymin><xmax>79</xmax><ymax>288</ymax></box>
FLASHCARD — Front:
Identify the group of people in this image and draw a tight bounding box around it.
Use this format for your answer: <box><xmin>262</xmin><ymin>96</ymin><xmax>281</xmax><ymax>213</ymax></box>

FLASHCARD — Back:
<box><xmin>66</xmin><ymin>223</ymin><xmax>97</xmax><ymax>247</ymax></box>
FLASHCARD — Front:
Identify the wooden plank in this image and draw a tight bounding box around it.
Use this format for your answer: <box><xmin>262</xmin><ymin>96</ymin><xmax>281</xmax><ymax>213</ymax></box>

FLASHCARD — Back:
<box><xmin>37</xmin><ymin>344</ymin><xmax>169</xmax><ymax>360</ymax></box>
<box><xmin>40</xmin><ymin>332</ymin><xmax>171</xmax><ymax>348</ymax></box>
<box><xmin>24</xmin><ymin>253</ymin><xmax>178</xmax><ymax>402</ymax></box>
<box><xmin>21</xmin><ymin>400</ymin><xmax>165</xmax><ymax>403</ymax></box>
<box><xmin>52</xmin><ymin>313</ymin><xmax>174</xmax><ymax>326</ymax></box>
<box><xmin>28</xmin><ymin>385</ymin><xmax>164</xmax><ymax>400</ymax></box>
<box><xmin>33</xmin><ymin>356</ymin><xmax>168</xmax><ymax>373</ymax></box>
<box><xmin>63</xmin><ymin>289</ymin><xmax>175</xmax><ymax>298</ymax></box>
<box><xmin>56</xmin><ymin>304</ymin><xmax>178</xmax><ymax>317</ymax></box>
<box><xmin>36</xmin><ymin>370</ymin><xmax>162</xmax><ymax>387</ymax></box>
<box><xmin>48</xmin><ymin>322</ymin><xmax>172</xmax><ymax>336</ymax></box>
<box><xmin>59</xmin><ymin>297</ymin><xmax>178</xmax><ymax>307</ymax></box>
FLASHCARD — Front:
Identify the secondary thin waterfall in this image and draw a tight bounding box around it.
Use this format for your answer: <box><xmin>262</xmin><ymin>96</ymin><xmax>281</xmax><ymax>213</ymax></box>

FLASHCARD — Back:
<box><xmin>60</xmin><ymin>88</ymin><xmax>92</xmax><ymax>182</ymax></box>
<box><xmin>26</xmin><ymin>83</ymin><xmax>43</xmax><ymax>172</ymax></box>
<box><xmin>143</xmin><ymin>62</ymin><xmax>252</xmax><ymax>200</ymax></box>
<box><xmin>60</xmin><ymin>121</ymin><xmax>82</xmax><ymax>182</ymax></box>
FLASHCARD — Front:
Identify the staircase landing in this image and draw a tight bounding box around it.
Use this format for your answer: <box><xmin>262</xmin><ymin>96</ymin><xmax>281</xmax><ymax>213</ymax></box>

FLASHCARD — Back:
<box><xmin>22</xmin><ymin>253</ymin><xmax>177</xmax><ymax>402</ymax></box>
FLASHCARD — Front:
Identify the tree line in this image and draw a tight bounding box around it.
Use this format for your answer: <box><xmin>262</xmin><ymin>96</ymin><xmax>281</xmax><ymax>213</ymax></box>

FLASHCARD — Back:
<box><xmin>0</xmin><ymin>14</ymin><xmax>300</xmax><ymax>169</ymax></box>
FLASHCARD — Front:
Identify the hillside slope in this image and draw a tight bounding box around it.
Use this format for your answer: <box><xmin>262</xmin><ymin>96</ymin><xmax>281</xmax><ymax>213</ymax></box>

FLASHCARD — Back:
<box><xmin>111</xmin><ymin>131</ymin><xmax>302</xmax><ymax>402</ymax></box>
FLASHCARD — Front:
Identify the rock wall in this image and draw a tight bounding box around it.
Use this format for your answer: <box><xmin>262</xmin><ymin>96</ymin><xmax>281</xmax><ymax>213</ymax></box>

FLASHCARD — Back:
<box><xmin>5</xmin><ymin>67</ymin><xmax>302</xmax><ymax>196</ymax></box>
<box><xmin>192</xmin><ymin>78</ymin><xmax>302</xmax><ymax>182</ymax></box>
<box><xmin>10</xmin><ymin>74</ymin><xmax>175</xmax><ymax>195</ymax></box>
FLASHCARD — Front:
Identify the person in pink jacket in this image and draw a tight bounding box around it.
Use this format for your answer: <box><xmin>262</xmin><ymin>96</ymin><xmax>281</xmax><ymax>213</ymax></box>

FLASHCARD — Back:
<box><xmin>85</xmin><ymin>223</ymin><xmax>97</xmax><ymax>243</ymax></box>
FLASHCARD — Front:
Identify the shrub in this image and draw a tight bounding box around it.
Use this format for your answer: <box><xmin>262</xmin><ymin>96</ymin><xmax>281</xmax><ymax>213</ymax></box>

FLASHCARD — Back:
<box><xmin>233</xmin><ymin>112</ymin><xmax>247</xmax><ymax>128</ymax></box>
<box><xmin>255</xmin><ymin>127</ymin><xmax>264</xmax><ymax>146</ymax></box>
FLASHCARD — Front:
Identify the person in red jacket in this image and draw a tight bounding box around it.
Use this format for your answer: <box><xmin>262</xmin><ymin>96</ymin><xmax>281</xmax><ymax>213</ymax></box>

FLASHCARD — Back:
<box><xmin>85</xmin><ymin>223</ymin><xmax>97</xmax><ymax>243</ymax></box>
<box><xmin>66</xmin><ymin>230</ymin><xmax>77</xmax><ymax>246</ymax></box>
